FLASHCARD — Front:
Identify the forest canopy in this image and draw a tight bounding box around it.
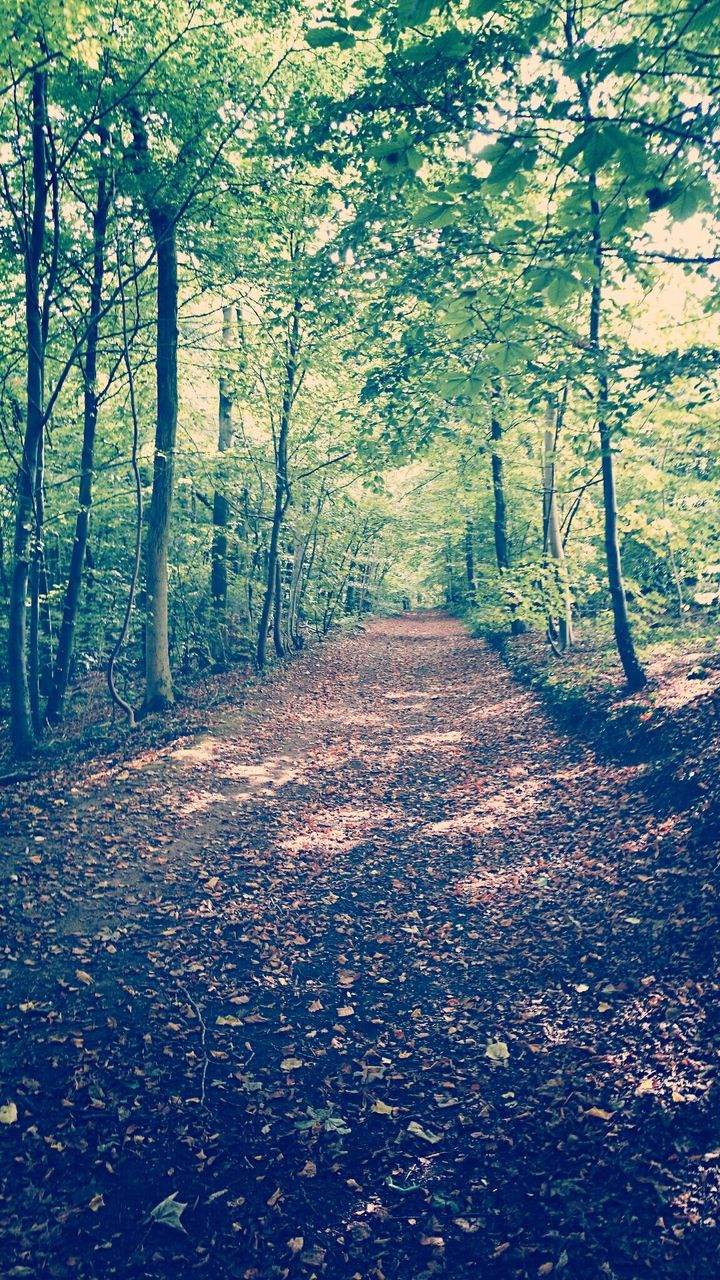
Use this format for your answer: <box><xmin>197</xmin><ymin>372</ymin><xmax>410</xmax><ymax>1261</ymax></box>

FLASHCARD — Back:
<box><xmin>1</xmin><ymin>0</ymin><xmax>719</xmax><ymax>755</ymax></box>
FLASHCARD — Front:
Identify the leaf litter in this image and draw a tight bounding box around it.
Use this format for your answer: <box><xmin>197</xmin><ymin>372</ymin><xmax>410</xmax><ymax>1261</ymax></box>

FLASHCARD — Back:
<box><xmin>0</xmin><ymin>613</ymin><xmax>718</xmax><ymax>1278</ymax></box>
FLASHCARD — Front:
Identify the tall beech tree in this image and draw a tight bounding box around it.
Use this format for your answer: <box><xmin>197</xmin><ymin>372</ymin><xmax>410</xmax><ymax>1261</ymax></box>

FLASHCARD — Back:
<box><xmin>130</xmin><ymin>110</ymin><xmax>180</xmax><ymax>712</ymax></box>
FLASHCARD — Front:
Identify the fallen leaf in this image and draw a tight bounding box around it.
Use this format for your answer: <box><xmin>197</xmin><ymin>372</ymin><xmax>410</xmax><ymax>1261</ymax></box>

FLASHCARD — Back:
<box><xmin>280</xmin><ymin>1057</ymin><xmax>303</xmax><ymax>1071</ymax></box>
<box><xmin>407</xmin><ymin>1120</ymin><xmax>442</xmax><ymax>1144</ymax></box>
<box><xmin>485</xmin><ymin>1040</ymin><xmax>509</xmax><ymax>1065</ymax></box>
<box><xmin>288</xmin><ymin>1236</ymin><xmax>304</xmax><ymax>1254</ymax></box>
<box><xmin>635</xmin><ymin>1078</ymin><xmax>655</xmax><ymax>1097</ymax></box>
<box><xmin>0</xmin><ymin>1102</ymin><xmax>18</xmax><ymax>1125</ymax></box>
<box><xmin>585</xmin><ymin>1106</ymin><xmax>614</xmax><ymax>1121</ymax></box>
<box><xmin>150</xmin><ymin>1192</ymin><xmax>188</xmax><ymax>1232</ymax></box>
<box><xmin>371</xmin><ymin>1099</ymin><xmax>396</xmax><ymax>1116</ymax></box>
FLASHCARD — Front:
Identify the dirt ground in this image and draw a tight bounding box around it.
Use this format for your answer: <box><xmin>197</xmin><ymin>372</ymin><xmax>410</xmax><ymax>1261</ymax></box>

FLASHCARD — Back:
<box><xmin>1</xmin><ymin>612</ymin><xmax>718</xmax><ymax>1279</ymax></box>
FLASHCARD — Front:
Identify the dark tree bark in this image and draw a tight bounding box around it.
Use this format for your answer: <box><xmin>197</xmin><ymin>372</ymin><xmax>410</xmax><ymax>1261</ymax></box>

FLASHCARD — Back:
<box><xmin>143</xmin><ymin>208</ymin><xmax>179</xmax><ymax>710</ymax></box>
<box><xmin>8</xmin><ymin>71</ymin><xmax>49</xmax><ymax>756</ymax></box>
<box><xmin>272</xmin><ymin>557</ymin><xmax>284</xmax><ymax>658</ymax></box>
<box><xmin>129</xmin><ymin>110</ymin><xmax>179</xmax><ymax>712</ymax></box>
<box><xmin>542</xmin><ymin>399</ymin><xmax>573</xmax><ymax>651</ymax></box>
<box><xmin>491</xmin><ymin>411</ymin><xmax>524</xmax><ymax>636</ymax></box>
<box><xmin>47</xmin><ymin>133</ymin><xmax>110</xmax><ymax>724</ymax></box>
<box><xmin>29</xmin><ymin>429</ymin><xmax>45</xmax><ymax>734</ymax></box>
<box><xmin>211</xmin><ymin>304</ymin><xmax>235</xmax><ymax>611</ymax></box>
<box><xmin>257</xmin><ymin>299</ymin><xmax>300</xmax><ymax>669</ymax></box>
<box><xmin>567</xmin><ymin>14</ymin><xmax>646</xmax><ymax>689</ymax></box>
<box><xmin>588</xmin><ymin>177</ymin><xmax>646</xmax><ymax>689</ymax></box>
<box><xmin>464</xmin><ymin>519</ymin><xmax>477</xmax><ymax>603</ymax></box>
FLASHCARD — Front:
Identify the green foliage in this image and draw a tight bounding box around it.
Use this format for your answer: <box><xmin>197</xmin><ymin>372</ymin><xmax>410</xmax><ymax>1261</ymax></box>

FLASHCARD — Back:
<box><xmin>0</xmin><ymin>0</ymin><xmax>719</xmax><ymax>742</ymax></box>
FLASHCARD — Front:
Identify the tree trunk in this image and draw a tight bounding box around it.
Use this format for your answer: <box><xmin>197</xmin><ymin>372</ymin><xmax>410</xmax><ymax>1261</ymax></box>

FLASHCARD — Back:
<box><xmin>444</xmin><ymin>538</ymin><xmax>455</xmax><ymax>605</ymax></box>
<box><xmin>464</xmin><ymin>519</ymin><xmax>477</xmax><ymax>603</ymax></box>
<box><xmin>47</xmin><ymin>138</ymin><xmax>109</xmax><ymax>723</ymax></box>
<box><xmin>29</xmin><ymin>429</ymin><xmax>45</xmax><ymax>734</ymax></box>
<box><xmin>144</xmin><ymin>210</ymin><xmax>178</xmax><ymax>711</ymax></box>
<box><xmin>8</xmin><ymin>71</ymin><xmax>48</xmax><ymax>756</ymax></box>
<box><xmin>491</xmin><ymin>411</ymin><xmax>525</xmax><ymax>635</ymax></box>
<box><xmin>272</xmin><ymin>557</ymin><xmax>284</xmax><ymax>657</ymax></box>
<box><xmin>256</xmin><ymin>300</ymin><xmax>300</xmax><ymax>669</ymax></box>
<box><xmin>211</xmin><ymin>304</ymin><xmax>235</xmax><ymax>612</ymax></box>
<box><xmin>588</xmin><ymin>176</ymin><xmax>646</xmax><ymax>689</ymax></box>
<box><xmin>344</xmin><ymin>558</ymin><xmax>357</xmax><ymax>613</ymax></box>
<box><xmin>543</xmin><ymin>399</ymin><xmax>573</xmax><ymax>650</ymax></box>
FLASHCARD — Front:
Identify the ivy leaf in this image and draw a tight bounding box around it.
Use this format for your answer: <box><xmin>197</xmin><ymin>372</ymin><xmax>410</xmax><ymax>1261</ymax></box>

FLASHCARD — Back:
<box><xmin>150</xmin><ymin>1192</ymin><xmax>188</xmax><ymax>1233</ymax></box>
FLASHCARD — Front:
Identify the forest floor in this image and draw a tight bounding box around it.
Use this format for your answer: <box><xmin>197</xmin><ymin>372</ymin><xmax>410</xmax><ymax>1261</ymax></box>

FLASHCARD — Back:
<box><xmin>1</xmin><ymin>612</ymin><xmax>718</xmax><ymax>1280</ymax></box>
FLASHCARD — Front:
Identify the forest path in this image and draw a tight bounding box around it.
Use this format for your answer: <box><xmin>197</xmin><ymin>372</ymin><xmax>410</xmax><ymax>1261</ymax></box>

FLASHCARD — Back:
<box><xmin>1</xmin><ymin>613</ymin><xmax>717</xmax><ymax>1280</ymax></box>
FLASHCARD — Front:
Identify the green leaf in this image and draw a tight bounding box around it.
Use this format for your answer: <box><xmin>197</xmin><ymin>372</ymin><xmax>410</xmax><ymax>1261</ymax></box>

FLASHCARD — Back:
<box><xmin>545</xmin><ymin>270</ymin><xmax>581</xmax><ymax>306</ymax></box>
<box><xmin>150</xmin><ymin>1193</ymin><xmax>188</xmax><ymax>1233</ymax></box>
<box><xmin>437</xmin><ymin>370</ymin><xmax>485</xmax><ymax>399</ymax></box>
<box><xmin>398</xmin><ymin>0</ymin><xmax>440</xmax><ymax>25</ymax></box>
<box><xmin>306</xmin><ymin>25</ymin><xmax>356</xmax><ymax>49</ymax></box>
<box><xmin>606</xmin><ymin>41</ymin><xmax>640</xmax><ymax>74</ymax></box>
<box><xmin>485</xmin><ymin>145</ymin><xmax>531</xmax><ymax>188</ymax></box>
<box><xmin>467</xmin><ymin>0</ymin><xmax>507</xmax><ymax>16</ymax></box>
<box><xmin>413</xmin><ymin>203</ymin><xmax>458</xmax><ymax>228</ymax></box>
<box><xmin>568</xmin><ymin>47</ymin><xmax>598</xmax><ymax>76</ymax></box>
<box><xmin>669</xmin><ymin>185</ymin><xmax>701</xmax><ymax>219</ymax></box>
<box><xmin>485</xmin><ymin>341</ymin><xmax>533</xmax><ymax>372</ymax></box>
<box><xmin>581</xmin><ymin>125</ymin><xmax>620</xmax><ymax>171</ymax></box>
<box><xmin>615</xmin><ymin>129</ymin><xmax>647</xmax><ymax>178</ymax></box>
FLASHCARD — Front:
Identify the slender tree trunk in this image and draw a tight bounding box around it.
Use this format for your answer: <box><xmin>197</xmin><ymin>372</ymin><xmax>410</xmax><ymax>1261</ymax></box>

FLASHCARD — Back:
<box><xmin>491</xmin><ymin>411</ymin><xmax>525</xmax><ymax>635</ymax></box>
<box><xmin>294</xmin><ymin>515</ymin><xmax>321</xmax><ymax>647</ymax></box>
<box><xmin>272</xmin><ymin>557</ymin><xmax>284</xmax><ymax>657</ymax></box>
<box><xmin>344</xmin><ymin>557</ymin><xmax>357</xmax><ymax>613</ymax></box>
<box><xmin>29</xmin><ymin>430</ymin><xmax>45</xmax><ymax>734</ymax></box>
<box><xmin>144</xmin><ymin>211</ymin><xmax>178</xmax><ymax>710</ymax></box>
<box><xmin>257</xmin><ymin>300</ymin><xmax>300</xmax><ymax>669</ymax></box>
<box><xmin>211</xmin><ymin>304</ymin><xmax>235</xmax><ymax>612</ymax></box>
<box><xmin>543</xmin><ymin>399</ymin><xmax>573</xmax><ymax>650</ymax></box>
<box><xmin>588</xmin><ymin>176</ymin><xmax>646</xmax><ymax>689</ymax></box>
<box><xmin>47</xmin><ymin>137</ymin><xmax>109</xmax><ymax>723</ymax></box>
<box><xmin>287</xmin><ymin>531</ymin><xmax>308</xmax><ymax>647</ymax></box>
<box><xmin>567</xmin><ymin>15</ymin><xmax>646</xmax><ymax>690</ymax></box>
<box><xmin>8</xmin><ymin>72</ymin><xmax>48</xmax><ymax>756</ymax></box>
<box><xmin>464</xmin><ymin>519</ymin><xmax>477</xmax><ymax>603</ymax></box>
<box><xmin>444</xmin><ymin>538</ymin><xmax>455</xmax><ymax>605</ymax></box>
